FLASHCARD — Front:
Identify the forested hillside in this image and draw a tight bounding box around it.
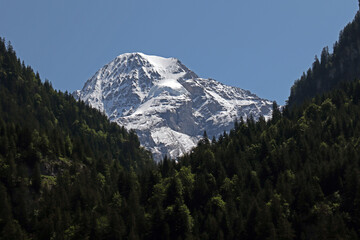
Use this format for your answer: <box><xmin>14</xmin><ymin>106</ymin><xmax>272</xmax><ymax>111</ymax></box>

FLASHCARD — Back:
<box><xmin>1</xmin><ymin>3</ymin><xmax>360</xmax><ymax>240</ymax></box>
<box><xmin>167</xmin><ymin>80</ymin><xmax>360</xmax><ymax>239</ymax></box>
<box><xmin>0</xmin><ymin>38</ymin><xmax>154</xmax><ymax>239</ymax></box>
<box><xmin>288</xmin><ymin>7</ymin><xmax>360</xmax><ymax>107</ymax></box>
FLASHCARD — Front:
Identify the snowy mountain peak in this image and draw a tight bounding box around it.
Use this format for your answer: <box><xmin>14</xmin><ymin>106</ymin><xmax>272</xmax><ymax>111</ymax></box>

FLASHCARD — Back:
<box><xmin>75</xmin><ymin>53</ymin><xmax>273</xmax><ymax>160</ymax></box>
<box><xmin>110</xmin><ymin>52</ymin><xmax>196</xmax><ymax>79</ymax></box>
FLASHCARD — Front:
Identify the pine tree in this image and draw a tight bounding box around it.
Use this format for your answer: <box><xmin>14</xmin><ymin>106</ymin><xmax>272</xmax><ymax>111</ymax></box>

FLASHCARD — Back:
<box><xmin>32</xmin><ymin>162</ymin><xmax>41</xmax><ymax>193</ymax></box>
<box><xmin>0</xmin><ymin>183</ymin><xmax>12</xmax><ymax>229</ymax></box>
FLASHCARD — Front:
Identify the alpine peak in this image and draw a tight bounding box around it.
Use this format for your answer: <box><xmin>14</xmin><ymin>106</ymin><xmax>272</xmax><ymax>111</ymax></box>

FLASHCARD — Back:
<box><xmin>75</xmin><ymin>53</ymin><xmax>273</xmax><ymax>160</ymax></box>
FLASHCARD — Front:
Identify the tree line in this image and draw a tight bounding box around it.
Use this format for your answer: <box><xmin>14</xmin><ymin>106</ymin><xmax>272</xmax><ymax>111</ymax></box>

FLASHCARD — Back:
<box><xmin>1</xmin><ymin>4</ymin><xmax>360</xmax><ymax>239</ymax></box>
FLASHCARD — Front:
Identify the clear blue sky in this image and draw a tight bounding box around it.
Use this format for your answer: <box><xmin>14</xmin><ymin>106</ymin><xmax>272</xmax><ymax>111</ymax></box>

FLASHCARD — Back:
<box><xmin>0</xmin><ymin>0</ymin><xmax>358</xmax><ymax>104</ymax></box>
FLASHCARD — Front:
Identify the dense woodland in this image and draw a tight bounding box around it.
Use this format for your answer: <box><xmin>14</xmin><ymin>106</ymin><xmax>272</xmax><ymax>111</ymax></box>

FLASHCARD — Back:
<box><xmin>1</xmin><ymin>4</ymin><xmax>360</xmax><ymax>240</ymax></box>
<box><xmin>0</xmin><ymin>38</ymin><xmax>154</xmax><ymax>239</ymax></box>
<box><xmin>288</xmin><ymin>7</ymin><xmax>360</xmax><ymax>107</ymax></box>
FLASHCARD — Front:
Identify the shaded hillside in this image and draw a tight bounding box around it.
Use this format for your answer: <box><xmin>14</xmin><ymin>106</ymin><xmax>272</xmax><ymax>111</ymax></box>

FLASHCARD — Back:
<box><xmin>162</xmin><ymin>78</ymin><xmax>360</xmax><ymax>239</ymax></box>
<box><xmin>144</xmin><ymin>5</ymin><xmax>360</xmax><ymax>238</ymax></box>
<box><xmin>0</xmin><ymin>38</ymin><xmax>154</xmax><ymax>239</ymax></box>
<box><xmin>1</xmin><ymin>4</ymin><xmax>360</xmax><ymax>239</ymax></box>
<box><xmin>288</xmin><ymin>7</ymin><xmax>360</xmax><ymax>107</ymax></box>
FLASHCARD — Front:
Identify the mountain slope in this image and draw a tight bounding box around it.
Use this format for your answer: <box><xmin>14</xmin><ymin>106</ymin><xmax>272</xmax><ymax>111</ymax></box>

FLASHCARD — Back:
<box><xmin>168</xmin><ymin>78</ymin><xmax>360</xmax><ymax>239</ymax></box>
<box><xmin>288</xmin><ymin>10</ymin><xmax>360</xmax><ymax>107</ymax></box>
<box><xmin>2</xmin><ymin>4</ymin><xmax>360</xmax><ymax>239</ymax></box>
<box><xmin>0</xmin><ymin>39</ymin><xmax>153</xmax><ymax>239</ymax></box>
<box><xmin>75</xmin><ymin>53</ymin><xmax>273</xmax><ymax>160</ymax></box>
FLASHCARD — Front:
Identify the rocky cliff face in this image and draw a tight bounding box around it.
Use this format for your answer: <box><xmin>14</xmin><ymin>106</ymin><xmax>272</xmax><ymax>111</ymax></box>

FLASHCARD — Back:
<box><xmin>74</xmin><ymin>53</ymin><xmax>273</xmax><ymax>160</ymax></box>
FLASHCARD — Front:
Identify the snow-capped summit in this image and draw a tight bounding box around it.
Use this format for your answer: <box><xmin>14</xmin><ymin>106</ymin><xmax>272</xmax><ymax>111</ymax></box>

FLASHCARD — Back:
<box><xmin>75</xmin><ymin>52</ymin><xmax>273</xmax><ymax>160</ymax></box>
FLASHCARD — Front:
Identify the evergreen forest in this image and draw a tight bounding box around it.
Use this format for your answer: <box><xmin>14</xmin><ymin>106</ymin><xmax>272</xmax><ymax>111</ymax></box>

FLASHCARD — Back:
<box><xmin>1</xmin><ymin>4</ymin><xmax>360</xmax><ymax>240</ymax></box>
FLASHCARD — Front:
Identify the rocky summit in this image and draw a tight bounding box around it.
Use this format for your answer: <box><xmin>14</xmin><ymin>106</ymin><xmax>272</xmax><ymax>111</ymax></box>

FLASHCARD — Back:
<box><xmin>74</xmin><ymin>52</ymin><xmax>273</xmax><ymax>160</ymax></box>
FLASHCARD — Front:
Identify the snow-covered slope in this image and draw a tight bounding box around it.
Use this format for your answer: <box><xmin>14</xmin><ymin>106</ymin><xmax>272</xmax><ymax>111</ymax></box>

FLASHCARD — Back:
<box><xmin>74</xmin><ymin>52</ymin><xmax>273</xmax><ymax>160</ymax></box>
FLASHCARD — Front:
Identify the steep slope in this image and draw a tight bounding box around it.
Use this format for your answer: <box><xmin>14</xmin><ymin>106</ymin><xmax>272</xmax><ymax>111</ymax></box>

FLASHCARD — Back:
<box><xmin>75</xmin><ymin>53</ymin><xmax>273</xmax><ymax>160</ymax></box>
<box><xmin>288</xmin><ymin>10</ymin><xmax>360</xmax><ymax>107</ymax></box>
<box><xmin>0</xmin><ymin>39</ymin><xmax>153</xmax><ymax>239</ymax></box>
<box><xmin>166</xmin><ymin>78</ymin><xmax>360</xmax><ymax>239</ymax></box>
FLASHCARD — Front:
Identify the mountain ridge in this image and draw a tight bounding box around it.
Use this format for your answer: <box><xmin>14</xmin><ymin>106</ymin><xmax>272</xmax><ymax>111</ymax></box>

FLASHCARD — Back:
<box><xmin>75</xmin><ymin>52</ymin><xmax>274</xmax><ymax>160</ymax></box>
<box><xmin>288</xmin><ymin>11</ymin><xmax>360</xmax><ymax>107</ymax></box>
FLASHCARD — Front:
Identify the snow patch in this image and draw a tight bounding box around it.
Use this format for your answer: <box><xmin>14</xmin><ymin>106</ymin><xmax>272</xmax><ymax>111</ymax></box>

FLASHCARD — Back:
<box><xmin>75</xmin><ymin>52</ymin><xmax>274</xmax><ymax>161</ymax></box>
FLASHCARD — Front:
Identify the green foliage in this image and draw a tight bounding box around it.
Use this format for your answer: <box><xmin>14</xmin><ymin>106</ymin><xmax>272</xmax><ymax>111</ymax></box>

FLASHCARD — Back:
<box><xmin>288</xmin><ymin>9</ymin><xmax>360</xmax><ymax>107</ymax></box>
<box><xmin>0</xmin><ymin>37</ymin><xmax>154</xmax><ymax>239</ymax></box>
<box><xmin>2</xmin><ymin>5</ymin><xmax>360</xmax><ymax>238</ymax></box>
